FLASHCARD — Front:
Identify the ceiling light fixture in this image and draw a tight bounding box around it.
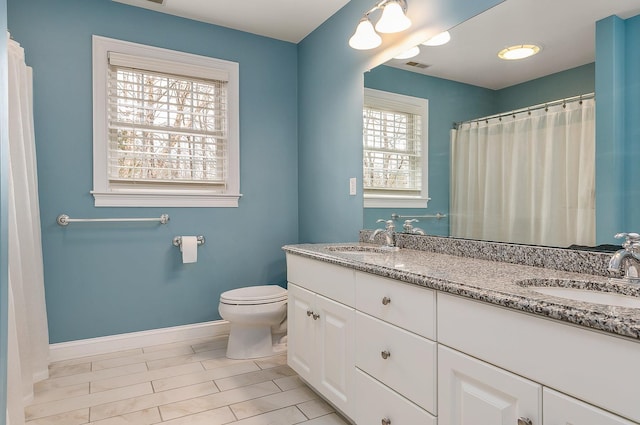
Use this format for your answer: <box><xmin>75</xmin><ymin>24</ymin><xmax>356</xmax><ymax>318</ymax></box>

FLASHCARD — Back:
<box><xmin>349</xmin><ymin>0</ymin><xmax>411</xmax><ymax>50</ymax></box>
<box><xmin>349</xmin><ymin>17</ymin><xmax>382</xmax><ymax>50</ymax></box>
<box><xmin>422</xmin><ymin>31</ymin><xmax>451</xmax><ymax>46</ymax></box>
<box><xmin>394</xmin><ymin>45</ymin><xmax>420</xmax><ymax>60</ymax></box>
<box><xmin>375</xmin><ymin>0</ymin><xmax>411</xmax><ymax>33</ymax></box>
<box><xmin>498</xmin><ymin>44</ymin><xmax>541</xmax><ymax>60</ymax></box>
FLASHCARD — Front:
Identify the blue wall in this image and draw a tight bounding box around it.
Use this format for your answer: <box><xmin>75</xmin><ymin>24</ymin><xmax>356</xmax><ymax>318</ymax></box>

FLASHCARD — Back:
<box><xmin>8</xmin><ymin>0</ymin><xmax>299</xmax><ymax>343</ymax></box>
<box><xmin>623</xmin><ymin>15</ymin><xmax>640</xmax><ymax>234</ymax></box>
<box><xmin>363</xmin><ymin>63</ymin><xmax>595</xmax><ymax>235</ymax></box>
<box><xmin>594</xmin><ymin>14</ymin><xmax>640</xmax><ymax>244</ymax></box>
<box><xmin>0</xmin><ymin>0</ymin><xmax>9</xmax><ymax>419</ymax></box>
<box><xmin>496</xmin><ymin>63</ymin><xmax>595</xmax><ymax>112</ymax></box>
<box><xmin>297</xmin><ymin>0</ymin><xmax>504</xmax><ymax>243</ymax></box>
<box><xmin>6</xmin><ymin>0</ymin><xmax>503</xmax><ymax>343</ymax></box>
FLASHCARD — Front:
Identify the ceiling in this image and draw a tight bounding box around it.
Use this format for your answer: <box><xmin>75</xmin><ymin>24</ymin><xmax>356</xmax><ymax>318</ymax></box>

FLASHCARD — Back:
<box><xmin>113</xmin><ymin>0</ymin><xmax>351</xmax><ymax>43</ymax></box>
<box><xmin>114</xmin><ymin>0</ymin><xmax>640</xmax><ymax>90</ymax></box>
<box><xmin>385</xmin><ymin>0</ymin><xmax>640</xmax><ymax>90</ymax></box>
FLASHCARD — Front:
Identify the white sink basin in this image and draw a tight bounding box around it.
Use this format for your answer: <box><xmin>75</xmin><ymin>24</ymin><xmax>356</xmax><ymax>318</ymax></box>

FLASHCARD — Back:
<box><xmin>530</xmin><ymin>286</ymin><xmax>640</xmax><ymax>309</ymax></box>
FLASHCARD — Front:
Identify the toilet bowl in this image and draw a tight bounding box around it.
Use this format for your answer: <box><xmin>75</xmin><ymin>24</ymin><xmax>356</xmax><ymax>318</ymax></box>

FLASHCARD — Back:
<box><xmin>218</xmin><ymin>285</ymin><xmax>288</xmax><ymax>359</ymax></box>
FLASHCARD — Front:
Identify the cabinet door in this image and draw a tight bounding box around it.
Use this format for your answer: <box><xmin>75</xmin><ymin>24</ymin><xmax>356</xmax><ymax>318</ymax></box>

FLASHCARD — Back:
<box><xmin>315</xmin><ymin>293</ymin><xmax>355</xmax><ymax>418</ymax></box>
<box><xmin>287</xmin><ymin>283</ymin><xmax>316</xmax><ymax>383</ymax></box>
<box><xmin>543</xmin><ymin>388</ymin><xmax>637</xmax><ymax>425</ymax></box>
<box><xmin>438</xmin><ymin>345</ymin><xmax>542</xmax><ymax>425</ymax></box>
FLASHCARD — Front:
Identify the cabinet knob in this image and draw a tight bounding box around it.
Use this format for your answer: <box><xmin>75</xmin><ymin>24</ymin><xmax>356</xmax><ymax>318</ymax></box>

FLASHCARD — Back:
<box><xmin>306</xmin><ymin>310</ymin><xmax>313</xmax><ymax>317</ymax></box>
<box><xmin>517</xmin><ymin>417</ymin><xmax>533</xmax><ymax>425</ymax></box>
<box><xmin>381</xmin><ymin>350</ymin><xmax>391</xmax><ymax>359</ymax></box>
<box><xmin>312</xmin><ymin>312</ymin><xmax>320</xmax><ymax>320</ymax></box>
<box><xmin>382</xmin><ymin>296</ymin><xmax>391</xmax><ymax>305</ymax></box>
<box><xmin>381</xmin><ymin>418</ymin><xmax>391</xmax><ymax>425</ymax></box>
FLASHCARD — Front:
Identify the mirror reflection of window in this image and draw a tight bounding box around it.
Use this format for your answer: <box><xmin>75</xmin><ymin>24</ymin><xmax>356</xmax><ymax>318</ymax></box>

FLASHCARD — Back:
<box><xmin>363</xmin><ymin>88</ymin><xmax>429</xmax><ymax>209</ymax></box>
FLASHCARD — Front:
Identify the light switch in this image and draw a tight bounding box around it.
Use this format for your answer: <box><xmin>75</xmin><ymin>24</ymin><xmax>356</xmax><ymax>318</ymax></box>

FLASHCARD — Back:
<box><xmin>349</xmin><ymin>177</ymin><xmax>357</xmax><ymax>195</ymax></box>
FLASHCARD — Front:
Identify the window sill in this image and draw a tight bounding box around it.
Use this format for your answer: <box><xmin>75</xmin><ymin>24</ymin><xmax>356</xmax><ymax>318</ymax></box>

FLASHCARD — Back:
<box><xmin>364</xmin><ymin>196</ymin><xmax>430</xmax><ymax>208</ymax></box>
<box><xmin>91</xmin><ymin>191</ymin><xmax>242</xmax><ymax>207</ymax></box>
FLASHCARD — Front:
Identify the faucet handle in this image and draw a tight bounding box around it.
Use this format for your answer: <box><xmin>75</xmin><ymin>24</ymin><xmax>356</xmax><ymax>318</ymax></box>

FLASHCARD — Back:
<box><xmin>615</xmin><ymin>232</ymin><xmax>640</xmax><ymax>248</ymax></box>
<box><xmin>376</xmin><ymin>219</ymin><xmax>395</xmax><ymax>230</ymax></box>
<box><xmin>403</xmin><ymin>219</ymin><xmax>417</xmax><ymax>232</ymax></box>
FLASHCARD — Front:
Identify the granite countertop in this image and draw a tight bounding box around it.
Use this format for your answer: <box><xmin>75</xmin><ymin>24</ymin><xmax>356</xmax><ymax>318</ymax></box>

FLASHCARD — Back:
<box><xmin>283</xmin><ymin>242</ymin><xmax>640</xmax><ymax>341</ymax></box>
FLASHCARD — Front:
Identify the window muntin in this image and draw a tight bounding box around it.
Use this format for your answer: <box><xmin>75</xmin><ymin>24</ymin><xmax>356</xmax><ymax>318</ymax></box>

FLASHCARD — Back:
<box><xmin>108</xmin><ymin>66</ymin><xmax>227</xmax><ymax>188</ymax></box>
<box><xmin>363</xmin><ymin>106</ymin><xmax>422</xmax><ymax>196</ymax></box>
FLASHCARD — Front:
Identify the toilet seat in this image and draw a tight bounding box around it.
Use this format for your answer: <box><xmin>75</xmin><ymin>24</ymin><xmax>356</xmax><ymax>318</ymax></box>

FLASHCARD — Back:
<box><xmin>220</xmin><ymin>285</ymin><xmax>287</xmax><ymax>305</ymax></box>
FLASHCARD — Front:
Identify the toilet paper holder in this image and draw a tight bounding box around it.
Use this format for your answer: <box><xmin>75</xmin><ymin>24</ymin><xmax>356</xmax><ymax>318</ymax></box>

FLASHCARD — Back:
<box><xmin>172</xmin><ymin>236</ymin><xmax>206</xmax><ymax>248</ymax></box>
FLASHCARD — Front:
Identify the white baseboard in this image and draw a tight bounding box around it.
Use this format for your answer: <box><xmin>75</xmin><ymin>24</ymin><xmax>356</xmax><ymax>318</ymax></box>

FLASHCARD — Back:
<box><xmin>49</xmin><ymin>320</ymin><xmax>230</xmax><ymax>362</ymax></box>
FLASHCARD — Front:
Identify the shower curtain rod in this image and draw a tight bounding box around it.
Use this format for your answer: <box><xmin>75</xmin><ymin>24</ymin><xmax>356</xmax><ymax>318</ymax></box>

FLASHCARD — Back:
<box><xmin>453</xmin><ymin>92</ymin><xmax>595</xmax><ymax>129</ymax></box>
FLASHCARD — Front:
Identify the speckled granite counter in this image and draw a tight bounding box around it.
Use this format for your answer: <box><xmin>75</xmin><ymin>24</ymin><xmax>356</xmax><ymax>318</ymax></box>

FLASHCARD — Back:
<box><xmin>282</xmin><ymin>242</ymin><xmax>640</xmax><ymax>341</ymax></box>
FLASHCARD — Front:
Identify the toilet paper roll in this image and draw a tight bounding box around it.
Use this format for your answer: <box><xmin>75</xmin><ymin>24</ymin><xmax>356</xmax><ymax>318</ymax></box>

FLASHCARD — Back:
<box><xmin>180</xmin><ymin>236</ymin><xmax>198</xmax><ymax>263</ymax></box>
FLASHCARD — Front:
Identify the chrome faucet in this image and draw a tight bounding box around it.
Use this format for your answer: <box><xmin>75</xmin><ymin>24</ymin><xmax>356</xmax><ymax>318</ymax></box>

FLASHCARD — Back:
<box><xmin>370</xmin><ymin>219</ymin><xmax>397</xmax><ymax>248</ymax></box>
<box><xmin>403</xmin><ymin>219</ymin><xmax>425</xmax><ymax>235</ymax></box>
<box><xmin>608</xmin><ymin>233</ymin><xmax>640</xmax><ymax>282</ymax></box>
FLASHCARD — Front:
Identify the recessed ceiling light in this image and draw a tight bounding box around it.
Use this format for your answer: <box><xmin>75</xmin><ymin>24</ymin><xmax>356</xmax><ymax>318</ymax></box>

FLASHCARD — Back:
<box><xmin>422</xmin><ymin>31</ymin><xmax>451</xmax><ymax>46</ymax></box>
<box><xmin>498</xmin><ymin>44</ymin><xmax>541</xmax><ymax>60</ymax></box>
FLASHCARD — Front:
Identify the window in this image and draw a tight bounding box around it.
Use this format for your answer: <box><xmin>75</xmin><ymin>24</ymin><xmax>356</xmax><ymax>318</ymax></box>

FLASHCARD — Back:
<box><xmin>92</xmin><ymin>36</ymin><xmax>240</xmax><ymax>207</ymax></box>
<box><xmin>363</xmin><ymin>88</ymin><xmax>429</xmax><ymax>208</ymax></box>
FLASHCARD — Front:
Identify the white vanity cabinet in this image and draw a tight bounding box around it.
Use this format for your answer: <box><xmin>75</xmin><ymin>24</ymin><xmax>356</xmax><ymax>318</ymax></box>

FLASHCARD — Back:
<box><xmin>285</xmin><ymin>252</ymin><xmax>640</xmax><ymax>425</ymax></box>
<box><xmin>286</xmin><ymin>255</ymin><xmax>355</xmax><ymax>418</ymax></box>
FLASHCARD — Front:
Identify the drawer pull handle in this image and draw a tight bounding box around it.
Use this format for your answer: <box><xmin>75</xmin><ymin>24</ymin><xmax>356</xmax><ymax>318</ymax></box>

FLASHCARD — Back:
<box><xmin>306</xmin><ymin>310</ymin><xmax>314</xmax><ymax>317</ymax></box>
<box><xmin>381</xmin><ymin>418</ymin><xmax>391</xmax><ymax>425</ymax></box>
<box><xmin>381</xmin><ymin>350</ymin><xmax>391</xmax><ymax>359</ymax></box>
<box><xmin>517</xmin><ymin>418</ymin><xmax>532</xmax><ymax>425</ymax></box>
<box><xmin>312</xmin><ymin>312</ymin><xmax>320</xmax><ymax>320</ymax></box>
<box><xmin>382</xmin><ymin>296</ymin><xmax>391</xmax><ymax>305</ymax></box>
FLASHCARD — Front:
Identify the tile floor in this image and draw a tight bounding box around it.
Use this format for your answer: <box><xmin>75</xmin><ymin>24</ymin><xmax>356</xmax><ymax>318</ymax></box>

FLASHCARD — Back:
<box><xmin>25</xmin><ymin>335</ymin><xmax>350</xmax><ymax>425</ymax></box>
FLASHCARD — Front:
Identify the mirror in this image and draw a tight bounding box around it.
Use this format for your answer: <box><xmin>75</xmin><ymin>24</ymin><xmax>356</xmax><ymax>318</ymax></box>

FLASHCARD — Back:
<box><xmin>363</xmin><ymin>0</ymin><xmax>640</xmax><ymax>249</ymax></box>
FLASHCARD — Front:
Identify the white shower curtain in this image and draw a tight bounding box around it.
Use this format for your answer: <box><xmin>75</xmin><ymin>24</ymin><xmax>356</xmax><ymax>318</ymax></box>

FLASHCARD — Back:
<box><xmin>450</xmin><ymin>98</ymin><xmax>595</xmax><ymax>247</ymax></box>
<box><xmin>6</xmin><ymin>36</ymin><xmax>49</xmax><ymax>425</ymax></box>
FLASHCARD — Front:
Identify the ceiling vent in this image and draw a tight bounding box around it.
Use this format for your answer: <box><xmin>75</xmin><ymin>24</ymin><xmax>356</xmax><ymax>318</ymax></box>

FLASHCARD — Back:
<box><xmin>405</xmin><ymin>61</ymin><xmax>430</xmax><ymax>69</ymax></box>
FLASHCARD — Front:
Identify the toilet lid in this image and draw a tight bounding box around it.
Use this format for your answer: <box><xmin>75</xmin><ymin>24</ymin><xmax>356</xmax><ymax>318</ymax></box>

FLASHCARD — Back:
<box><xmin>220</xmin><ymin>285</ymin><xmax>288</xmax><ymax>305</ymax></box>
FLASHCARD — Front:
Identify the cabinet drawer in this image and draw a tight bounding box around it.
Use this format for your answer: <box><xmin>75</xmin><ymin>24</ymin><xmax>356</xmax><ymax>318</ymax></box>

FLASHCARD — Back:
<box><xmin>286</xmin><ymin>254</ymin><xmax>355</xmax><ymax>307</ymax></box>
<box><xmin>543</xmin><ymin>388</ymin><xmax>636</xmax><ymax>425</ymax></box>
<box><xmin>356</xmin><ymin>368</ymin><xmax>436</xmax><ymax>425</ymax></box>
<box><xmin>356</xmin><ymin>271</ymin><xmax>435</xmax><ymax>339</ymax></box>
<box><xmin>355</xmin><ymin>311</ymin><xmax>437</xmax><ymax>414</ymax></box>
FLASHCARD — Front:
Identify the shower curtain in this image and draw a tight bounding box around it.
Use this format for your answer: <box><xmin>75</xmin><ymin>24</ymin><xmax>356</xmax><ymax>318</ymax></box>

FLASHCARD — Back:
<box><xmin>6</xmin><ymin>37</ymin><xmax>49</xmax><ymax>425</ymax></box>
<box><xmin>450</xmin><ymin>98</ymin><xmax>595</xmax><ymax>247</ymax></box>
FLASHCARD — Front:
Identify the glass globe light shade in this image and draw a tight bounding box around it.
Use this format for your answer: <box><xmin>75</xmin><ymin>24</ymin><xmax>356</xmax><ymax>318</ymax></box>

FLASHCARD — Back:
<box><xmin>422</xmin><ymin>31</ymin><xmax>451</xmax><ymax>46</ymax></box>
<box><xmin>394</xmin><ymin>45</ymin><xmax>420</xmax><ymax>59</ymax></box>
<box><xmin>349</xmin><ymin>17</ymin><xmax>382</xmax><ymax>50</ymax></box>
<box><xmin>375</xmin><ymin>1</ymin><xmax>411</xmax><ymax>34</ymax></box>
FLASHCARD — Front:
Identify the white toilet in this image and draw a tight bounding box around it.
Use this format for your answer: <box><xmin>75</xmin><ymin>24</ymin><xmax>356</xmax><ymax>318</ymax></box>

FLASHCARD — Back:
<box><xmin>218</xmin><ymin>285</ymin><xmax>288</xmax><ymax>359</ymax></box>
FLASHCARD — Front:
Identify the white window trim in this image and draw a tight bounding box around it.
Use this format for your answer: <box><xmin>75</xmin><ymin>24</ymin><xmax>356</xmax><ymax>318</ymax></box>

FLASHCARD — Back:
<box><xmin>363</xmin><ymin>88</ymin><xmax>429</xmax><ymax>208</ymax></box>
<box><xmin>91</xmin><ymin>35</ymin><xmax>241</xmax><ymax>207</ymax></box>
